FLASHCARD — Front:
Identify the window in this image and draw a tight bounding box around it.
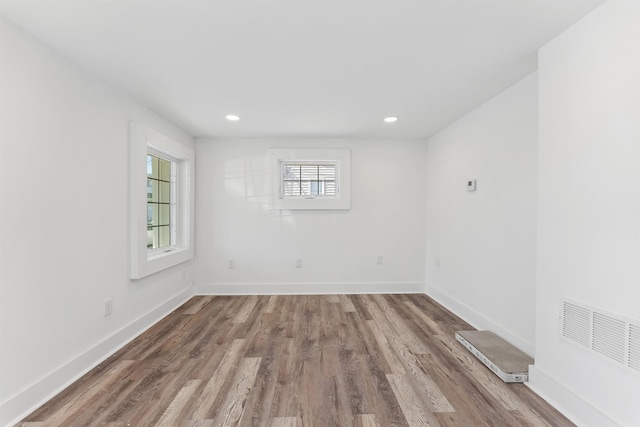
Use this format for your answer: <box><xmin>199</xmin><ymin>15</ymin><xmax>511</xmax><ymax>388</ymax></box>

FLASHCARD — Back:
<box><xmin>281</xmin><ymin>162</ymin><xmax>336</xmax><ymax>198</ymax></box>
<box><xmin>147</xmin><ymin>153</ymin><xmax>174</xmax><ymax>249</ymax></box>
<box><xmin>269</xmin><ymin>148</ymin><xmax>350</xmax><ymax>210</ymax></box>
<box><xmin>130</xmin><ymin>122</ymin><xmax>194</xmax><ymax>279</ymax></box>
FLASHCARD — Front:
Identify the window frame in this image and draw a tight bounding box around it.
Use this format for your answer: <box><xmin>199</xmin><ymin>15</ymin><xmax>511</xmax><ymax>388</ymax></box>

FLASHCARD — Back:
<box><xmin>129</xmin><ymin>122</ymin><xmax>194</xmax><ymax>279</ymax></box>
<box><xmin>269</xmin><ymin>148</ymin><xmax>351</xmax><ymax>210</ymax></box>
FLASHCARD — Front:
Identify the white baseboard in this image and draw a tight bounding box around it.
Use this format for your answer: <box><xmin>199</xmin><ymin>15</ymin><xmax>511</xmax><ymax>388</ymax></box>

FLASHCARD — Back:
<box><xmin>424</xmin><ymin>283</ymin><xmax>534</xmax><ymax>356</ymax></box>
<box><xmin>527</xmin><ymin>365</ymin><xmax>619</xmax><ymax>427</ymax></box>
<box><xmin>1</xmin><ymin>287</ymin><xmax>194</xmax><ymax>427</ymax></box>
<box><xmin>195</xmin><ymin>281</ymin><xmax>425</xmax><ymax>295</ymax></box>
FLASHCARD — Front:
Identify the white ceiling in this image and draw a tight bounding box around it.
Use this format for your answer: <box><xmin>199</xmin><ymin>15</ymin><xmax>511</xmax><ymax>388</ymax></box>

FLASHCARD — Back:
<box><xmin>1</xmin><ymin>0</ymin><xmax>604</xmax><ymax>139</ymax></box>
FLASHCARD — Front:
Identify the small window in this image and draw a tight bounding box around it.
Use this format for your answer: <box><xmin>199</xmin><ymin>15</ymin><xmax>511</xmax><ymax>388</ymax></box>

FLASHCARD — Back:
<box><xmin>281</xmin><ymin>162</ymin><xmax>337</xmax><ymax>198</ymax></box>
<box><xmin>130</xmin><ymin>122</ymin><xmax>194</xmax><ymax>279</ymax></box>
<box><xmin>269</xmin><ymin>148</ymin><xmax>350</xmax><ymax>210</ymax></box>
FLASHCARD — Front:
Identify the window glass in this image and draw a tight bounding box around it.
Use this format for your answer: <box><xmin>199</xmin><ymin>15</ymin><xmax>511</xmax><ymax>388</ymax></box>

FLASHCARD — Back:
<box><xmin>281</xmin><ymin>163</ymin><xmax>336</xmax><ymax>197</ymax></box>
<box><xmin>147</xmin><ymin>155</ymin><xmax>157</xmax><ymax>178</ymax></box>
<box><xmin>159</xmin><ymin>181</ymin><xmax>170</xmax><ymax>203</ymax></box>
<box><xmin>146</xmin><ymin>153</ymin><xmax>173</xmax><ymax>249</ymax></box>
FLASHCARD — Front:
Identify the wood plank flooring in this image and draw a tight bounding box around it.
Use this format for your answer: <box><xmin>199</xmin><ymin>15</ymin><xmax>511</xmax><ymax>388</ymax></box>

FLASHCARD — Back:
<box><xmin>18</xmin><ymin>294</ymin><xmax>574</xmax><ymax>426</ymax></box>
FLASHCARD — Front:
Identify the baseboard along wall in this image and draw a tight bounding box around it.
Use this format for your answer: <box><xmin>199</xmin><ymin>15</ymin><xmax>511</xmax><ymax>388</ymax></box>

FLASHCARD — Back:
<box><xmin>527</xmin><ymin>365</ymin><xmax>620</xmax><ymax>427</ymax></box>
<box><xmin>424</xmin><ymin>283</ymin><xmax>534</xmax><ymax>357</ymax></box>
<box><xmin>195</xmin><ymin>281</ymin><xmax>425</xmax><ymax>296</ymax></box>
<box><xmin>1</xmin><ymin>287</ymin><xmax>194</xmax><ymax>427</ymax></box>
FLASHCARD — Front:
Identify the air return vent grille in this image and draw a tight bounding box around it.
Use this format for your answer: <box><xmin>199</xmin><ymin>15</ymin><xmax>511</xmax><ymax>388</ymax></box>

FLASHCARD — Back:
<box><xmin>561</xmin><ymin>299</ymin><xmax>639</xmax><ymax>374</ymax></box>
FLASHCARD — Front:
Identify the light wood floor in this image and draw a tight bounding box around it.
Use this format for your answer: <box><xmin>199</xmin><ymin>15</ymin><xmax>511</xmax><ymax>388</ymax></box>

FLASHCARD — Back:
<box><xmin>18</xmin><ymin>294</ymin><xmax>573</xmax><ymax>426</ymax></box>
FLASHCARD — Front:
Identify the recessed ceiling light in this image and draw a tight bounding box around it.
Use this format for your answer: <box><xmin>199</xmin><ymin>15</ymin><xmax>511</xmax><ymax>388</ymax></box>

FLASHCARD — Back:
<box><xmin>225</xmin><ymin>114</ymin><xmax>240</xmax><ymax>121</ymax></box>
<box><xmin>384</xmin><ymin>116</ymin><xmax>398</xmax><ymax>123</ymax></box>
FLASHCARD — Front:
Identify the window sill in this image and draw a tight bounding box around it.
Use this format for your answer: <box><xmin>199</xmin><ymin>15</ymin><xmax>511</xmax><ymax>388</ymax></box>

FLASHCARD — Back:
<box><xmin>147</xmin><ymin>246</ymin><xmax>186</xmax><ymax>261</ymax></box>
<box><xmin>135</xmin><ymin>246</ymin><xmax>192</xmax><ymax>279</ymax></box>
<box><xmin>276</xmin><ymin>196</ymin><xmax>350</xmax><ymax>210</ymax></box>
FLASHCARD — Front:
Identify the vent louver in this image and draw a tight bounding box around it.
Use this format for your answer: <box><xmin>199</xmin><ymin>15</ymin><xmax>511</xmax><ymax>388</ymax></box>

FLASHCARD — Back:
<box><xmin>592</xmin><ymin>312</ymin><xmax>626</xmax><ymax>363</ymax></box>
<box><xmin>561</xmin><ymin>299</ymin><xmax>639</xmax><ymax>374</ymax></box>
<box><xmin>562</xmin><ymin>302</ymin><xmax>590</xmax><ymax>347</ymax></box>
<box><xmin>630</xmin><ymin>324</ymin><xmax>640</xmax><ymax>373</ymax></box>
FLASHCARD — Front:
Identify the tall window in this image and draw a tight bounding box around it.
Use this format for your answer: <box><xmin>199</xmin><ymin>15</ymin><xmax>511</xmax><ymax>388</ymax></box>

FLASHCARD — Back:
<box><xmin>130</xmin><ymin>121</ymin><xmax>194</xmax><ymax>279</ymax></box>
<box><xmin>282</xmin><ymin>163</ymin><xmax>336</xmax><ymax>197</ymax></box>
<box><xmin>147</xmin><ymin>154</ymin><xmax>174</xmax><ymax>249</ymax></box>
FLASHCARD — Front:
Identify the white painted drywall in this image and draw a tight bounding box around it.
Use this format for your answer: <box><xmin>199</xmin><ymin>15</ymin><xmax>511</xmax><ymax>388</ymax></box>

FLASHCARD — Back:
<box><xmin>194</xmin><ymin>138</ymin><xmax>427</xmax><ymax>294</ymax></box>
<box><xmin>531</xmin><ymin>2</ymin><xmax>640</xmax><ymax>426</ymax></box>
<box><xmin>0</xmin><ymin>19</ymin><xmax>195</xmax><ymax>426</ymax></box>
<box><xmin>424</xmin><ymin>73</ymin><xmax>538</xmax><ymax>356</ymax></box>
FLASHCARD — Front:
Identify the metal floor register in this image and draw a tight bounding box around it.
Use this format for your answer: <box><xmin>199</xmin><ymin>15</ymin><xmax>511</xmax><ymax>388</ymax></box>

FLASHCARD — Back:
<box><xmin>455</xmin><ymin>330</ymin><xmax>533</xmax><ymax>383</ymax></box>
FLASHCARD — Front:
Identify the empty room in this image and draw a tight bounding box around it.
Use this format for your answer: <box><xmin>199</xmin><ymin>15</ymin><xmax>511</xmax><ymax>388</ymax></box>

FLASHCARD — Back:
<box><xmin>1</xmin><ymin>0</ymin><xmax>638</xmax><ymax>426</ymax></box>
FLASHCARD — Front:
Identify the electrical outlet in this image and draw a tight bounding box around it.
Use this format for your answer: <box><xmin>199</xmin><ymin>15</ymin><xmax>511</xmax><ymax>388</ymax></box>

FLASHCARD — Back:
<box><xmin>376</xmin><ymin>255</ymin><xmax>383</xmax><ymax>265</ymax></box>
<box><xmin>295</xmin><ymin>258</ymin><xmax>303</xmax><ymax>268</ymax></box>
<box><xmin>104</xmin><ymin>299</ymin><xmax>113</xmax><ymax>317</ymax></box>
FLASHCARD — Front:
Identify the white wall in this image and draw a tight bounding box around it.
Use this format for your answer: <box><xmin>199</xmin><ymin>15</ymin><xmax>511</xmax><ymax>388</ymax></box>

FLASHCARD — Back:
<box><xmin>424</xmin><ymin>73</ymin><xmax>538</xmax><ymax>356</ymax></box>
<box><xmin>530</xmin><ymin>2</ymin><xmax>640</xmax><ymax>426</ymax></box>
<box><xmin>0</xmin><ymin>19</ymin><xmax>194</xmax><ymax>426</ymax></box>
<box><xmin>194</xmin><ymin>138</ymin><xmax>427</xmax><ymax>295</ymax></box>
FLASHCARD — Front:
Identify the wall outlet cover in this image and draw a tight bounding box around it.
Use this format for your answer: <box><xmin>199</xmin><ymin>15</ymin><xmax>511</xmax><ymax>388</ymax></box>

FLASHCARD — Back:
<box><xmin>104</xmin><ymin>299</ymin><xmax>113</xmax><ymax>317</ymax></box>
<box><xmin>467</xmin><ymin>179</ymin><xmax>477</xmax><ymax>191</ymax></box>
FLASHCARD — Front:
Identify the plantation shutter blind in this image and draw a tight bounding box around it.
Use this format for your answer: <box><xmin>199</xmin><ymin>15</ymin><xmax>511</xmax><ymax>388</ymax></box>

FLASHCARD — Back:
<box><xmin>282</xmin><ymin>163</ymin><xmax>337</xmax><ymax>197</ymax></box>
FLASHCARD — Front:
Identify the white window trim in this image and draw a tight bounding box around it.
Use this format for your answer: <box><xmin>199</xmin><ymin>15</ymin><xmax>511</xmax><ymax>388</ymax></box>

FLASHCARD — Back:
<box><xmin>269</xmin><ymin>148</ymin><xmax>351</xmax><ymax>210</ymax></box>
<box><xmin>129</xmin><ymin>122</ymin><xmax>194</xmax><ymax>279</ymax></box>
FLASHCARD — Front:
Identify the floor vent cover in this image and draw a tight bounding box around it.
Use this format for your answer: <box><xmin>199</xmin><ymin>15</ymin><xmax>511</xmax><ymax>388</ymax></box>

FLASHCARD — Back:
<box><xmin>561</xmin><ymin>298</ymin><xmax>640</xmax><ymax>374</ymax></box>
<box><xmin>455</xmin><ymin>330</ymin><xmax>533</xmax><ymax>383</ymax></box>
